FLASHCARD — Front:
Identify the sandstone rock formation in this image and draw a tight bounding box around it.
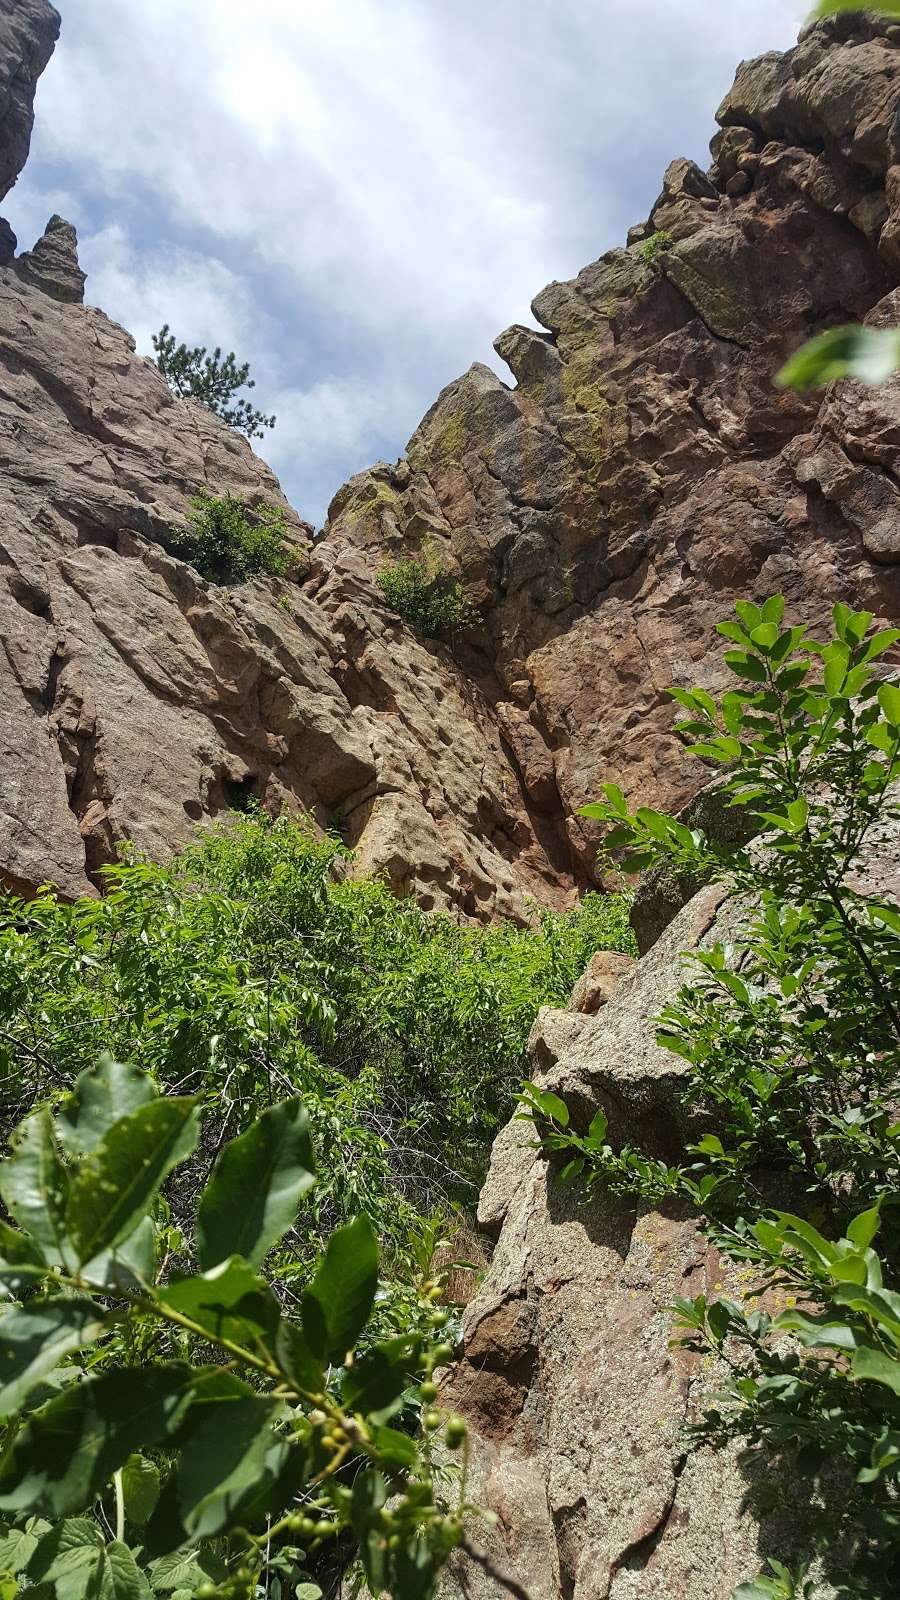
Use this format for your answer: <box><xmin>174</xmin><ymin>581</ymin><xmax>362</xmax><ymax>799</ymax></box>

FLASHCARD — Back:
<box><xmin>0</xmin><ymin>0</ymin><xmax>58</xmax><ymax>215</ymax></box>
<box><xmin>0</xmin><ymin>3</ymin><xmax>899</xmax><ymax>927</ymax></box>
<box><xmin>316</xmin><ymin>9</ymin><xmax>900</xmax><ymax>883</ymax></box>
<box><xmin>439</xmin><ymin>889</ymin><xmax>807</xmax><ymax>1600</ymax></box>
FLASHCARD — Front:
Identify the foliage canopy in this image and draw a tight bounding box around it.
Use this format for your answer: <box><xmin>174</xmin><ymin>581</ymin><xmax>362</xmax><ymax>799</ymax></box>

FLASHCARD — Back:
<box><xmin>153</xmin><ymin>325</ymin><xmax>276</xmax><ymax>439</ymax></box>
<box><xmin>0</xmin><ymin>815</ymin><xmax>634</xmax><ymax>1599</ymax></box>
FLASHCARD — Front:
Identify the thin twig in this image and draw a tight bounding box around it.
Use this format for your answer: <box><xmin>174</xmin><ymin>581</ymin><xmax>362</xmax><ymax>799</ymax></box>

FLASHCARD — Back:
<box><xmin>458</xmin><ymin>1538</ymin><xmax>534</xmax><ymax>1600</ymax></box>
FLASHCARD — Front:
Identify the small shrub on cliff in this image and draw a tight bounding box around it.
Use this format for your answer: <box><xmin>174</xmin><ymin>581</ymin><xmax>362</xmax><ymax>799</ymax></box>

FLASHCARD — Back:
<box><xmin>640</xmin><ymin>228</ymin><xmax>673</xmax><ymax>266</ymax></box>
<box><xmin>376</xmin><ymin>546</ymin><xmax>478</xmax><ymax>640</ymax></box>
<box><xmin>523</xmin><ymin>597</ymin><xmax>900</xmax><ymax>1595</ymax></box>
<box><xmin>170</xmin><ymin>492</ymin><xmax>288</xmax><ymax>584</ymax></box>
<box><xmin>153</xmin><ymin>323</ymin><xmax>276</xmax><ymax>438</ymax></box>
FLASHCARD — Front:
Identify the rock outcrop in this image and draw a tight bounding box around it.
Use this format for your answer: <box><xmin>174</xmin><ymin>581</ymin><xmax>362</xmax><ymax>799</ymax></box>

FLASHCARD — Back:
<box><xmin>437</xmin><ymin>891</ymin><xmax>773</xmax><ymax>1600</ymax></box>
<box><xmin>0</xmin><ymin>0</ymin><xmax>58</xmax><ymax>212</ymax></box>
<box><xmin>316</xmin><ymin>9</ymin><xmax>900</xmax><ymax>882</ymax></box>
<box><xmin>0</xmin><ymin>3</ymin><xmax>898</xmax><ymax>923</ymax></box>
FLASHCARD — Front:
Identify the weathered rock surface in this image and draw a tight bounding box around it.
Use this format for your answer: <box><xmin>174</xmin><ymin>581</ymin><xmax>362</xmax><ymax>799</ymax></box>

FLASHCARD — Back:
<box><xmin>0</xmin><ymin>254</ymin><xmax>571</xmax><ymax>913</ymax></box>
<box><xmin>316</xmin><ymin>10</ymin><xmax>900</xmax><ymax>883</ymax></box>
<box><xmin>1</xmin><ymin>5</ymin><xmax>900</xmax><ymax>924</ymax></box>
<box><xmin>0</xmin><ymin>0</ymin><xmax>58</xmax><ymax>211</ymax></box>
<box><xmin>440</xmin><ymin>888</ymin><xmax>799</xmax><ymax>1600</ymax></box>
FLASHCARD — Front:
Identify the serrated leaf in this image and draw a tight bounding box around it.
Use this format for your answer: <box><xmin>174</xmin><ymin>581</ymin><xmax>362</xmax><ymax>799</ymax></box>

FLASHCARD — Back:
<box><xmin>66</xmin><ymin>1098</ymin><xmax>198</xmax><ymax>1266</ymax></box>
<box><xmin>302</xmin><ymin>1215</ymin><xmax>379</xmax><ymax>1364</ymax></box>
<box><xmin>121</xmin><ymin>1453</ymin><xmax>161</xmax><ymax>1526</ymax></box>
<box><xmin>0</xmin><ymin>1296</ymin><xmax>107</xmax><ymax>1415</ymax></box>
<box><xmin>196</xmin><ymin>1099</ymin><xmax>315</xmax><ymax>1271</ymax></box>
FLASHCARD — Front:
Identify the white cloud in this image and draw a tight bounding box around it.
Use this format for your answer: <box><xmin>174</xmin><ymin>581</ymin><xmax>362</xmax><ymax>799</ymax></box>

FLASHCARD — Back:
<box><xmin>8</xmin><ymin>0</ymin><xmax>808</xmax><ymax>518</ymax></box>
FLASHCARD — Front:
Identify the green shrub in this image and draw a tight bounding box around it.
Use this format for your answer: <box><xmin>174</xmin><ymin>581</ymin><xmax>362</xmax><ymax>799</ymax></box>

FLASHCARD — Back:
<box><xmin>0</xmin><ymin>815</ymin><xmax>633</xmax><ymax>1297</ymax></box>
<box><xmin>376</xmin><ymin>547</ymin><xmax>478</xmax><ymax>640</ymax></box>
<box><xmin>0</xmin><ymin>1060</ymin><xmax>468</xmax><ymax>1600</ymax></box>
<box><xmin>153</xmin><ymin>323</ymin><xmax>276</xmax><ymax>438</ymax></box>
<box><xmin>169</xmin><ymin>492</ymin><xmax>288</xmax><ymax>585</ymax></box>
<box><xmin>523</xmin><ymin>596</ymin><xmax>900</xmax><ymax>1596</ymax></box>
<box><xmin>641</xmin><ymin>229</ymin><xmax>673</xmax><ymax>265</ymax></box>
<box><xmin>0</xmin><ymin>818</ymin><xmax>634</xmax><ymax>1599</ymax></box>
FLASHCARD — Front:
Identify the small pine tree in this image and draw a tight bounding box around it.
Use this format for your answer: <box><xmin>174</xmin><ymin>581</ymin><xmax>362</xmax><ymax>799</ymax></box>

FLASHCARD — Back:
<box><xmin>153</xmin><ymin>324</ymin><xmax>276</xmax><ymax>439</ymax></box>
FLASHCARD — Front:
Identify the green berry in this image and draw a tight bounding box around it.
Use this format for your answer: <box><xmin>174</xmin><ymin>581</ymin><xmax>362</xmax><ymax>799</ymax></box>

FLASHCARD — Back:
<box><xmin>420</xmin><ymin>1380</ymin><xmax>438</xmax><ymax>1402</ymax></box>
<box><xmin>444</xmin><ymin>1417</ymin><xmax>467</xmax><ymax>1449</ymax></box>
<box><xmin>423</xmin><ymin>1408</ymin><xmax>442</xmax><ymax>1431</ymax></box>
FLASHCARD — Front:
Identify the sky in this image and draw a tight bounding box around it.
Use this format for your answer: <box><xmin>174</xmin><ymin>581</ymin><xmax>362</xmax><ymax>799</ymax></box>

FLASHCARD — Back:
<box><xmin>7</xmin><ymin>0</ymin><xmax>806</xmax><ymax>526</ymax></box>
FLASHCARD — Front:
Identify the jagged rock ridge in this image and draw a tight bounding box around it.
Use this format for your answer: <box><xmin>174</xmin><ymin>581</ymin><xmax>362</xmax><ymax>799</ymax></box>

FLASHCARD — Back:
<box><xmin>0</xmin><ymin>3</ymin><xmax>898</xmax><ymax>926</ymax></box>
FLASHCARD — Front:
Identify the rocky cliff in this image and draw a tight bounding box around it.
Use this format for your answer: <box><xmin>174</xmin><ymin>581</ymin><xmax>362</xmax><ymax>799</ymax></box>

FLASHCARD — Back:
<box><xmin>1</xmin><ymin>5</ymin><xmax>899</xmax><ymax>1597</ymax></box>
<box><xmin>0</xmin><ymin>2</ymin><xmax>898</xmax><ymax>920</ymax></box>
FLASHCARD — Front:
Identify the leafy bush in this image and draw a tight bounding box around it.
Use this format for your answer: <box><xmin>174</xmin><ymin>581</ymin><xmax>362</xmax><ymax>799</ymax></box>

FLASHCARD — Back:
<box><xmin>0</xmin><ymin>814</ymin><xmax>634</xmax><ymax>1305</ymax></box>
<box><xmin>0</xmin><ymin>819</ymin><xmax>634</xmax><ymax>1599</ymax></box>
<box><xmin>641</xmin><ymin>229</ymin><xmax>673</xmax><ymax>266</ymax></box>
<box><xmin>522</xmin><ymin>597</ymin><xmax>900</xmax><ymax>1596</ymax></box>
<box><xmin>376</xmin><ymin>547</ymin><xmax>478</xmax><ymax>640</ymax></box>
<box><xmin>153</xmin><ymin>324</ymin><xmax>276</xmax><ymax>438</ymax></box>
<box><xmin>169</xmin><ymin>493</ymin><xmax>288</xmax><ymax>584</ymax></box>
<box><xmin>0</xmin><ymin>1059</ymin><xmax>469</xmax><ymax>1600</ymax></box>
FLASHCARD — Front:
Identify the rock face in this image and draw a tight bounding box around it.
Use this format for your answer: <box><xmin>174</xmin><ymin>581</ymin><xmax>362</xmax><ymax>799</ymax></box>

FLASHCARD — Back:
<box><xmin>316</xmin><ymin>9</ymin><xmax>900</xmax><ymax>882</ymax></box>
<box><xmin>438</xmin><ymin>890</ymin><xmax>797</xmax><ymax>1600</ymax></box>
<box><xmin>0</xmin><ymin>0</ymin><xmax>58</xmax><ymax>209</ymax></box>
<box><xmin>0</xmin><ymin>4</ymin><xmax>899</xmax><ymax>922</ymax></box>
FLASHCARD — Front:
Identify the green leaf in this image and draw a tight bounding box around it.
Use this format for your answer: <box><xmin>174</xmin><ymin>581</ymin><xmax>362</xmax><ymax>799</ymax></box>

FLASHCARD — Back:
<box><xmin>57</xmin><ymin>1058</ymin><xmax>157</xmax><ymax>1157</ymax></box>
<box><xmin>273</xmin><ymin>1320</ymin><xmax>325</xmax><ymax>1397</ymax></box>
<box><xmin>83</xmin><ymin>1214</ymin><xmax>157</xmax><ymax>1294</ymax></box>
<box><xmin>29</xmin><ymin>1524</ymin><xmax>150</xmax><ymax>1600</ymax></box>
<box><xmin>176</xmin><ymin>1396</ymin><xmax>283</xmax><ymax>1538</ymax></box>
<box><xmin>155</xmin><ymin>1257</ymin><xmax>281</xmax><ymax>1352</ymax></box>
<box><xmin>878</xmin><ymin>682</ymin><xmax>900</xmax><ymax>728</ymax></box>
<box><xmin>302</xmin><ymin>1215</ymin><xmax>379</xmax><ymax>1364</ymax></box>
<box><xmin>586</xmin><ymin>1108</ymin><xmax>608</xmax><ymax>1146</ymax></box>
<box><xmin>121</xmin><ymin>1453</ymin><xmax>161</xmax><ymax>1526</ymax></box>
<box><xmin>0</xmin><ymin>1221</ymin><xmax>49</xmax><ymax>1295</ymax></box>
<box><xmin>391</xmin><ymin>1537</ymin><xmax>435</xmax><ymax>1600</ymax></box>
<box><xmin>66</xmin><ymin>1098</ymin><xmax>199</xmax><ymax>1266</ymax></box>
<box><xmin>750</xmin><ymin>622</ymin><xmax>779</xmax><ymax>651</ymax></box>
<box><xmin>0</xmin><ymin>1109</ymin><xmax>70</xmax><ymax>1268</ymax></box>
<box><xmin>0</xmin><ymin>1365</ymin><xmax>195</xmax><ymax>1516</ymax></box>
<box><xmin>343</xmin><ymin>1335</ymin><xmax>420</xmax><ymax>1423</ymax></box>
<box><xmin>846</xmin><ymin>1206</ymin><xmax>881</xmax><ymax>1251</ymax></box>
<box><xmin>0</xmin><ymin>1296</ymin><xmax>107</xmax><ymax>1414</ymax></box>
<box><xmin>196</xmin><ymin>1099</ymin><xmax>315</xmax><ymax>1271</ymax></box>
<box><xmin>148</xmin><ymin>1549</ymin><xmax>227</xmax><ymax>1595</ymax></box>
<box><xmin>521</xmin><ymin>1083</ymin><xmax>569</xmax><ymax>1126</ymax></box>
<box><xmin>777</xmin><ymin>325</ymin><xmax>900</xmax><ymax>390</ymax></box>
<box><xmin>351</xmin><ymin>1469</ymin><xmax>388</xmax><ymax>1596</ymax></box>
<box><xmin>851</xmin><ymin>1345</ymin><xmax>900</xmax><ymax>1396</ymax></box>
